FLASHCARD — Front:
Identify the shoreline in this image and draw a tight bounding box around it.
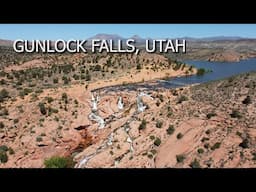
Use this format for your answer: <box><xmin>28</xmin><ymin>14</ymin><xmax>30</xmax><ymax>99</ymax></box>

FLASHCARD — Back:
<box><xmin>84</xmin><ymin>67</ymin><xmax>197</xmax><ymax>93</ymax></box>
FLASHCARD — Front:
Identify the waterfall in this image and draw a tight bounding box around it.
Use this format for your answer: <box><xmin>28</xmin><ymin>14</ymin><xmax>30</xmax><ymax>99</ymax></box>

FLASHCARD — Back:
<box><xmin>136</xmin><ymin>92</ymin><xmax>153</xmax><ymax>112</ymax></box>
<box><xmin>88</xmin><ymin>113</ymin><xmax>105</xmax><ymax>129</ymax></box>
<box><xmin>91</xmin><ymin>93</ymin><xmax>97</xmax><ymax>111</ymax></box>
<box><xmin>89</xmin><ymin>92</ymin><xmax>105</xmax><ymax>129</ymax></box>
<box><xmin>117</xmin><ymin>96</ymin><xmax>124</xmax><ymax>110</ymax></box>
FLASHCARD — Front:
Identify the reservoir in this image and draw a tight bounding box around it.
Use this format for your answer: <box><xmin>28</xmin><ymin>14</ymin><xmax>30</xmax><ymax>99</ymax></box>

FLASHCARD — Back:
<box><xmin>94</xmin><ymin>58</ymin><xmax>256</xmax><ymax>92</ymax></box>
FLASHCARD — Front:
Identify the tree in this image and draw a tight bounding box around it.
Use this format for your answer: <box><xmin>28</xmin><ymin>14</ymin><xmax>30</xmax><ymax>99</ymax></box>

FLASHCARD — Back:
<box><xmin>154</xmin><ymin>137</ymin><xmax>161</xmax><ymax>146</ymax></box>
<box><xmin>167</xmin><ymin>125</ymin><xmax>175</xmax><ymax>135</ymax></box>
<box><xmin>0</xmin><ymin>151</ymin><xmax>8</xmax><ymax>163</ymax></box>
<box><xmin>138</xmin><ymin>119</ymin><xmax>147</xmax><ymax>130</ymax></box>
<box><xmin>0</xmin><ymin>89</ymin><xmax>9</xmax><ymax>102</ymax></box>
<box><xmin>136</xmin><ymin>63</ymin><xmax>142</xmax><ymax>70</ymax></box>
<box><xmin>38</xmin><ymin>102</ymin><xmax>47</xmax><ymax>115</ymax></box>
<box><xmin>44</xmin><ymin>156</ymin><xmax>74</xmax><ymax>168</ymax></box>
<box><xmin>94</xmin><ymin>64</ymin><xmax>101</xmax><ymax>71</ymax></box>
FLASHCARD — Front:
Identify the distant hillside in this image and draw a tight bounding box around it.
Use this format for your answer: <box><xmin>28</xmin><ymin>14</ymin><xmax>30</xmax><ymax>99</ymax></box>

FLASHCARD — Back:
<box><xmin>0</xmin><ymin>39</ymin><xmax>13</xmax><ymax>47</ymax></box>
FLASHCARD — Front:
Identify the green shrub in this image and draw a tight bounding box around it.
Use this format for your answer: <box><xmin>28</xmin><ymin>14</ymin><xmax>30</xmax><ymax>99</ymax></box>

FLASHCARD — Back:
<box><xmin>94</xmin><ymin>64</ymin><xmax>101</xmax><ymax>71</ymax></box>
<box><xmin>189</xmin><ymin>159</ymin><xmax>201</xmax><ymax>168</ymax></box>
<box><xmin>230</xmin><ymin>110</ymin><xmax>242</xmax><ymax>119</ymax></box>
<box><xmin>136</xmin><ymin>64</ymin><xmax>142</xmax><ymax>70</ymax></box>
<box><xmin>0</xmin><ymin>122</ymin><xmax>4</xmax><ymax>129</ymax></box>
<box><xmin>239</xmin><ymin>138</ymin><xmax>249</xmax><ymax>149</ymax></box>
<box><xmin>252</xmin><ymin>152</ymin><xmax>256</xmax><ymax>161</ymax></box>
<box><xmin>177</xmin><ymin>95</ymin><xmax>188</xmax><ymax>104</ymax></box>
<box><xmin>147</xmin><ymin>154</ymin><xmax>153</xmax><ymax>159</ymax></box>
<box><xmin>44</xmin><ymin>156</ymin><xmax>74</xmax><ymax>168</ymax></box>
<box><xmin>0</xmin><ymin>89</ymin><xmax>9</xmax><ymax>102</ymax></box>
<box><xmin>138</xmin><ymin>119</ymin><xmax>147</xmax><ymax>130</ymax></box>
<box><xmin>159</xmin><ymin>94</ymin><xmax>164</xmax><ymax>102</ymax></box>
<box><xmin>176</xmin><ymin>154</ymin><xmax>185</xmax><ymax>163</ymax></box>
<box><xmin>38</xmin><ymin>102</ymin><xmax>47</xmax><ymax>115</ymax></box>
<box><xmin>53</xmin><ymin>78</ymin><xmax>58</xmax><ymax>84</ymax></box>
<box><xmin>167</xmin><ymin>111</ymin><xmax>173</xmax><ymax>118</ymax></box>
<box><xmin>156</xmin><ymin>120</ymin><xmax>163</xmax><ymax>128</ymax></box>
<box><xmin>150</xmin><ymin>135</ymin><xmax>155</xmax><ymax>140</ymax></box>
<box><xmin>166</xmin><ymin>125</ymin><xmax>175</xmax><ymax>135</ymax></box>
<box><xmin>47</xmin><ymin>97</ymin><xmax>54</xmax><ymax>103</ymax></box>
<box><xmin>177</xmin><ymin>133</ymin><xmax>183</xmax><ymax>139</ymax></box>
<box><xmin>242</xmin><ymin>96</ymin><xmax>251</xmax><ymax>105</ymax></box>
<box><xmin>13</xmin><ymin>119</ymin><xmax>19</xmax><ymax>124</ymax></box>
<box><xmin>36</xmin><ymin>136</ymin><xmax>43</xmax><ymax>142</ymax></box>
<box><xmin>197</xmin><ymin>68</ymin><xmax>206</xmax><ymax>76</ymax></box>
<box><xmin>206</xmin><ymin>113</ymin><xmax>216</xmax><ymax>119</ymax></box>
<box><xmin>211</xmin><ymin>142</ymin><xmax>221</xmax><ymax>150</ymax></box>
<box><xmin>62</xmin><ymin>93</ymin><xmax>68</xmax><ymax>101</ymax></box>
<box><xmin>0</xmin><ymin>145</ymin><xmax>8</xmax><ymax>151</ymax></box>
<box><xmin>154</xmin><ymin>137</ymin><xmax>161</xmax><ymax>146</ymax></box>
<box><xmin>197</xmin><ymin>148</ymin><xmax>204</xmax><ymax>154</ymax></box>
<box><xmin>0</xmin><ymin>151</ymin><xmax>8</xmax><ymax>163</ymax></box>
<box><xmin>8</xmin><ymin>147</ymin><xmax>14</xmax><ymax>155</ymax></box>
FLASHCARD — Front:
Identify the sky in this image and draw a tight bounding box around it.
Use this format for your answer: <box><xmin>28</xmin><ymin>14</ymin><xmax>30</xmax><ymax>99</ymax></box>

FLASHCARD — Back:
<box><xmin>0</xmin><ymin>24</ymin><xmax>256</xmax><ymax>40</ymax></box>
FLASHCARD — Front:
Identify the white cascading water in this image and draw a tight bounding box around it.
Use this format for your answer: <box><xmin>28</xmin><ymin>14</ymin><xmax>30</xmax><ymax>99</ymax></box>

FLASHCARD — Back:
<box><xmin>89</xmin><ymin>92</ymin><xmax>105</xmax><ymax>129</ymax></box>
<box><xmin>88</xmin><ymin>113</ymin><xmax>105</xmax><ymax>129</ymax></box>
<box><xmin>137</xmin><ymin>92</ymin><xmax>153</xmax><ymax>112</ymax></box>
<box><xmin>117</xmin><ymin>96</ymin><xmax>124</xmax><ymax>110</ymax></box>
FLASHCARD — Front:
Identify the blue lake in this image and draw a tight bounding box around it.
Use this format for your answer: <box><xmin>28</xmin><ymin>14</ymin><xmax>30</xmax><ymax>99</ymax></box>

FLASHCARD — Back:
<box><xmin>96</xmin><ymin>58</ymin><xmax>256</xmax><ymax>92</ymax></box>
<box><xmin>159</xmin><ymin>58</ymin><xmax>256</xmax><ymax>88</ymax></box>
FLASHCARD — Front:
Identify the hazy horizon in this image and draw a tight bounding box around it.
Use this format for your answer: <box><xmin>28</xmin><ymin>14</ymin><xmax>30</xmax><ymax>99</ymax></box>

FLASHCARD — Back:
<box><xmin>0</xmin><ymin>24</ymin><xmax>256</xmax><ymax>40</ymax></box>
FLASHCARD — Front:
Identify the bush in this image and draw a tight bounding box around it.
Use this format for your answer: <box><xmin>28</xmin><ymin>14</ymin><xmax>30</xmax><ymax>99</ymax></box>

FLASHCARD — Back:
<box><xmin>177</xmin><ymin>95</ymin><xmax>188</xmax><ymax>104</ymax></box>
<box><xmin>47</xmin><ymin>97</ymin><xmax>54</xmax><ymax>103</ymax></box>
<box><xmin>176</xmin><ymin>154</ymin><xmax>185</xmax><ymax>163</ymax></box>
<box><xmin>156</xmin><ymin>100</ymin><xmax>160</xmax><ymax>107</ymax></box>
<box><xmin>197</xmin><ymin>68</ymin><xmax>206</xmax><ymax>76</ymax></box>
<box><xmin>85</xmin><ymin>74</ymin><xmax>91</xmax><ymax>81</ymax></box>
<box><xmin>8</xmin><ymin>147</ymin><xmax>14</xmax><ymax>155</ymax></box>
<box><xmin>239</xmin><ymin>138</ymin><xmax>249</xmax><ymax>149</ymax></box>
<box><xmin>189</xmin><ymin>159</ymin><xmax>201</xmax><ymax>168</ymax></box>
<box><xmin>177</xmin><ymin>133</ymin><xmax>183</xmax><ymax>139</ymax></box>
<box><xmin>13</xmin><ymin>119</ymin><xmax>19</xmax><ymax>124</ymax></box>
<box><xmin>252</xmin><ymin>152</ymin><xmax>256</xmax><ymax>161</ymax></box>
<box><xmin>0</xmin><ymin>108</ymin><xmax>8</xmax><ymax>116</ymax></box>
<box><xmin>206</xmin><ymin>113</ymin><xmax>216</xmax><ymax>119</ymax></box>
<box><xmin>0</xmin><ymin>89</ymin><xmax>9</xmax><ymax>102</ymax></box>
<box><xmin>150</xmin><ymin>135</ymin><xmax>155</xmax><ymax>140</ymax></box>
<box><xmin>159</xmin><ymin>94</ymin><xmax>164</xmax><ymax>102</ymax></box>
<box><xmin>230</xmin><ymin>110</ymin><xmax>242</xmax><ymax>119</ymax></box>
<box><xmin>211</xmin><ymin>142</ymin><xmax>221</xmax><ymax>150</ymax></box>
<box><xmin>0</xmin><ymin>122</ymin><xmax>4</xmax><ymax>129</ymax></box>
<box><xmin>94</xmin><ymin>64</ymin><xmax>101</xmax><ymax>71</ymax></box>
<box><xmin>44</xmin><ymin>156</ymin><xmax>74</xmax><ymax>168</ymax></box>
<box><xmin>53</xmin><ymin>78</ymin><xmax>58</xmax><ymax>84</ymax></box>
<box><xmin>138</xmin><ymin>119</ymin><xmax>147</xmax><ymax>130</ymax></box>
<box><xmin>242</xmin><ymin>96</ymin><xmax>251</xmax><ymax>105</ymax></box>
<box><xmin>197</xmin><ymin>148</ymin><xmax>204</xmax><ymax>154</ymax></box>
<box><xmin>36</xmin><ymin>136</ymin><xmax>43</xmax><ymax>142</ymax></box>
<box><xmin>0</xmin><ymin>151</ymin><xmax>8</xmax><ymax>163</ymax></box>
<box><xmin>156</xmin><ymin>120</ymin><xmax>163</xmax><ymax>128</ymax></box>
<box><xmin>154</xmin><ymin>137</ymin><xmax>161</xmax><ymax>146</ymax></box>
<box><xmin>167</xmin><ymin>111</ymin><xmax>173</xmax><ymax>118</ymax></box>
<box><xmin>166</xmin><ymin>125</ymin><xmax>175</xmax><ymax>135</ymax></box>
<box><xmin>0</xmin><ymin>145</ymin><xmax>8</xmax><ymax>151</ymax></box>
<box><xmin>136</xmin><ymin>63</ymin><xmax>142</xmax><ymax>70</ymax></box>
<box><xmin>38</xmin><ymin>102</ymin><xmax>47</xmax><ymax>115</ymax></box>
